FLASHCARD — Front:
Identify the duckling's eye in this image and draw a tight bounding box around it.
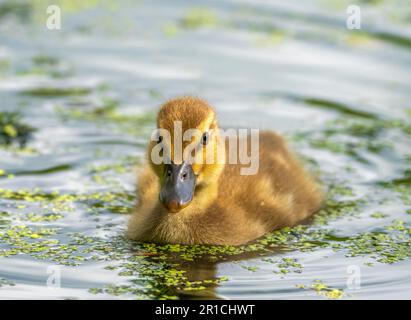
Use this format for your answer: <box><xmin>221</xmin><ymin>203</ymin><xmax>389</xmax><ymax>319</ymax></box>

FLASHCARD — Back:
<box><xmin>157</xmin><ymin>135</ymin><xmax>163</xmax><ymax>144</ymax></box>
<box><xmin>201</xmin><ymin>132</ymin><xmax>209</xmax><ymax>146</ymax></box>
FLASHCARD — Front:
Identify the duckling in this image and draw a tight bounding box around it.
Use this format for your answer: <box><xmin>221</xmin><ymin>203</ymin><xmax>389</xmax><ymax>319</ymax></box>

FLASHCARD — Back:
<box><xmin>127</xmin><ymin>97</ymin><xmax>323</xmax><ymax>245</ymax></box>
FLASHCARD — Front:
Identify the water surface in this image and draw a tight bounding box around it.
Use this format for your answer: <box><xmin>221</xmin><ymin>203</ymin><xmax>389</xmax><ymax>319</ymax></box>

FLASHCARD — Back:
<box><xmin>0</xmin><ymin>0</ymin><xmax>410</xmax><ymax>299</ymax></box>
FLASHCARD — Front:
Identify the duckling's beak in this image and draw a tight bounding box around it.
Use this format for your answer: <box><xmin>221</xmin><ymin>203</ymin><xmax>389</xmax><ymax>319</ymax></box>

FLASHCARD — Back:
<box><xmin>159</xmin><ymin>162</ymin><xmax>196</xmax><ymax>213</ymax></box>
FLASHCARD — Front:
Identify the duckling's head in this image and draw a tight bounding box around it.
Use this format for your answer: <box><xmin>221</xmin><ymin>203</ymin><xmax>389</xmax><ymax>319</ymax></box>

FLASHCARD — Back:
<box><xmin>148</xmin><ymin>97</ymin><xmax>225</xmax><ymax>213</ymax></box>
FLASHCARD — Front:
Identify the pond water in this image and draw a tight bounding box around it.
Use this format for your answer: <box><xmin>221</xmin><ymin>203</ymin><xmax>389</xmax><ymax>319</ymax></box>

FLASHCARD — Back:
<box><xmin>0</xmin><ymin>0</ymin><xmax>410</xmax><ymax>299</ymax></box>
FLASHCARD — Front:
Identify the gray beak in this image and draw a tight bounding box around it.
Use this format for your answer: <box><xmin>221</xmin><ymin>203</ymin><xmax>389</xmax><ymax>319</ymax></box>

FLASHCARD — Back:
<box><xmin>159</xmin><ymin>162</ymin><xmax>196</xmax><ymax>213</ymax></box>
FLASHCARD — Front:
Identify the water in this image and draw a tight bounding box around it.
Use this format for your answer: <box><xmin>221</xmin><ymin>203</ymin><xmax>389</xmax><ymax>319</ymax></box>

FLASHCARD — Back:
<box><xmin>0</xmin><ymin>0</ymin><xmax>410</xmax><ymax>299</ymax></box>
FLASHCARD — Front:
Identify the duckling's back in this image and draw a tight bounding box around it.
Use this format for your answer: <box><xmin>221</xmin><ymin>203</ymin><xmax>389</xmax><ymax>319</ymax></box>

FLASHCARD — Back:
<box><xmin>206</xmin><ymin>131</ymin><xmax>323</xmax><ymax>244</ymax></box>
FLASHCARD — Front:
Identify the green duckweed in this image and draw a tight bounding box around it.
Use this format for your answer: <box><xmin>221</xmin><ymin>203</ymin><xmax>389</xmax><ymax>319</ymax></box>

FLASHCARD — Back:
<box><xmin>0</xmin><ymin>112</ymin><xmax>36</xmax><ymax>147</ymax></box>
<box><xmin>0</xmin><ymin>66</ymin><xmax>410</xmax><ymax>298</ymax></box>
<box><xmin>310</xmin><ymin>280</ymin><xmax>344</xmax><ymax>299</ymax></box>
<box><xmin>56</xmin><ymin>98</ymin><xmax>155</xmax><ymax>136</ymax></box>
<box><xmin>181</xmin><ymin>8</ymin><xmax>218</xmax><ymax>29</ymax></box>
<box><xmin>0</xmin><ymin>278</ymin><xmax>15</xmax><ymax>287</ymax></box>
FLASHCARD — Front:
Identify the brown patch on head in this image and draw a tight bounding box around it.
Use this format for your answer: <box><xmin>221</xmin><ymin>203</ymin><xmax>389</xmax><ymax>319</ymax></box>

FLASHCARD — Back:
<box><xmin>157</xmin><ymin>97</ymin><xmax>215</xmax><ymax>134</ymax></box>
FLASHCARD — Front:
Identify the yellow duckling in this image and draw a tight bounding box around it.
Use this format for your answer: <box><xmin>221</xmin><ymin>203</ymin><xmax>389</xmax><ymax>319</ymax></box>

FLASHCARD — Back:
<box><xmin>127</xmin><ymin>97</ymin><xmax>323</xmax><ymax>245</ymax></box>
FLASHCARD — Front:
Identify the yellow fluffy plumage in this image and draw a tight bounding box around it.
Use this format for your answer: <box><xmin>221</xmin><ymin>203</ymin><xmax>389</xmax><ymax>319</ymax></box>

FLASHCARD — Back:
<box><xmin>127</xmin><ymin>97</ymin><xmax>323</xmax><ymax>245</ymax></box>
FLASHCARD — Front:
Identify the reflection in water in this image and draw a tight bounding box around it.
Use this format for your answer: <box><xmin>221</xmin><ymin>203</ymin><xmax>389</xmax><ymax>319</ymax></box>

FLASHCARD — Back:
<box><xmin>149</xmin><ymin>246</ymin><xmax>286</xmax><ymax>300</ymax></box>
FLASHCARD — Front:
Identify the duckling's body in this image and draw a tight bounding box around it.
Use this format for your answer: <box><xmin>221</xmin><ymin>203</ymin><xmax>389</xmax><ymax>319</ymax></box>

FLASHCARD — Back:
<box><xmin>127</xmin><ymin>97</ymin><xmax>323</xmax><ymax>245</ymax></box>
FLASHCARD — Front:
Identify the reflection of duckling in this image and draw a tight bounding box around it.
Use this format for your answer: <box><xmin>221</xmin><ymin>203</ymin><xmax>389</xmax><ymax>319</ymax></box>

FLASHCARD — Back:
<box><xmin>127</xmin><ymin>97</ymin><xmax>323</xmax><ymax>245</ymax></box>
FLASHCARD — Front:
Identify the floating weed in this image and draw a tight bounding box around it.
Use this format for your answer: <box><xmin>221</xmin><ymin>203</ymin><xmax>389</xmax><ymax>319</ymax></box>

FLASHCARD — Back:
<box><xmin>303</xmin><ymin>98</ymin><xmax>377</xmax><ymax>119</ymax></box>
<box><xmin>24</xmin><ymin>213</ymin><xmax>64</xmax><ymax>222</ymax></box>
<box><xmin>0</xmin><ymin>188</ymin><xmax>134</xmax><ymax>216</ymax></box>
<box><xmin>0</xmin><ymin>145</ymin><xmax>38</xmax><ymax>155</ymax></box>
<box><xmin>90</xmin><ymin>258</ymin><xmax>228</xmax><ymax>298</ymax></box>
<box><xmin>0</xmin><ymin>0</ymin><xmax>409</xmax><ymax>301</ymax></box>
<box><xmin>332</xmin><ymin>220</ymin><xmax>411</xmax><ymax>264</ymax></box>
<box><xmin>0</xmin><ymin>58</ymin><xmax>11</xmax><ymax>75</ymax></box>
<box><xmin>314</xmin><ymin>198</ymin><xmax>362</xmax><ymax>226</ymax></box>
<box><xmin>296</xmin><ymin>280</ymin><xmax>344</xmax><ymax>299</ymax></box>
<box><xmin>15</xmin><ymin>55</ymin><xmax>73</xmax><ymax>78</ymax></box>
<box><xmin>90</xmin><ymin>284</ymin><xmax>155</xmax><ymax>299</ymax></box>
<box><xmin>1</xmin><ymin>182</ymin><xmax>409</xmax><ymax>298</ymax></box>
<box><xmin>307</xmin><ymin>181</ymin><xmax>365</xmax><ymax>226</ymax></box>
<box><xmin>295</xmin><ymin>114</ymin><xmax>411</xmax><ymax>159</ymax></box>
<box><xmin>23</xmin><ymin>87</ymin><xmax>92</xmax><ymax>97</ymax></box>
<box><xmin>0</xmin><ymin>188</ymin><xmax>75</xmax><ymax>214</ymax></box>
<box><xmin>13</xmin><ymin>209</ymin><xmax>406</xmax><ymax>298</ymax></box>
<box><xmin>0</xmin><ymin>278</ymin><xmax>15</xmax><ymax>287</ymax></box>
<box><xmin>328</xmin><ymin>184</ymin><xmax>355</xmax><ymax>197</ymax></box>
<box><xmin>163</xmin><ymin>23</ymin><xmax>180</xmax><ymax>37</ymax></box>
<box><xmin>181</xmin><ymin>8</ymin><xmax>218</xmax><ymax>29</ymax></box>
<box><xmin>1</xmin><ymin>152</ymin><xmax>408</xmax><ymax>299</ymax></box>
<box><xmin>310</xmin><ymin>280</ymin><xmax>344</xmax><ymax>299</ymax></box>
<box><xmin>275</xmin><ymin>258</ymin><xmax>302</xmax><ymax>275</ymax></box>
<box><xmin>79</xmin><ymin>191</ymin><xmax>135</xmax><ymax>215</ymax></box>
<box><xmin>0</xmin><ymin>112</ymin><xmax>36</xmax><ymax>147</ymax></box>
<box><xmin>0</xmin><ymin>225</ymin><xmax>85</xmax><ymax>265</ymax></box>
<box><xmin>163</xmin><ymin>7</ymin><xmax>219</xmax><ymax>37</ymax></box>
<box><xmin>255</xmin><ymin>30</ymin><xmax>287</xmax><ymax>47</ymax></box>
<box><xmin>0</xmin><ymin>211</ymin><xmax>11</xmax><ymax>227</ymax></box>
<box><xmin>307</xmin><ymin>135</ymin><xmax>391</xmax><ymax>160</ymax></box>
<box><xmin>380</xmin><ymin>169</ymin><xmax>411</xmax><ymax>205</ymax></box>
<box><xmin>0</xmin><ymin>131</ymin><xmax>408</xmax><ymax>299</ymax></box>
<box><xmin>240</xmin><ymin>265</ymin><xmax>259</xmax><ymax>272</ymax></box>
<box><xmin>32</xmin><ymin>55</ymin><xmax>59</xmax><ymax>66</ymax></box>
<box><xmin>87</xmin><ymin>155</ymin><xmax>140</xmax><ymax>187</ymax></box>
<box><xmin>344</xmin><ymin>32</ymin><xmax>375</xmax><ymax>47</ymax></box>
<box><xmin>371</xmin><ymin>212</ymin><xmax>388</xmax><ymax>219</ymax></box>
<box><xmin>76</xmin><ymin>235</ymin><xmax>225</xmax><ymax>298</ymax></box>
<box><xmin>182</xmin><ymin>278</ymin><xmax>228</xmax><ymax>291</ymax></box>
<box><xmin>56</xmin><ymin>98</ymin><xmax>155</xmax><ymax>136</ymax></box>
